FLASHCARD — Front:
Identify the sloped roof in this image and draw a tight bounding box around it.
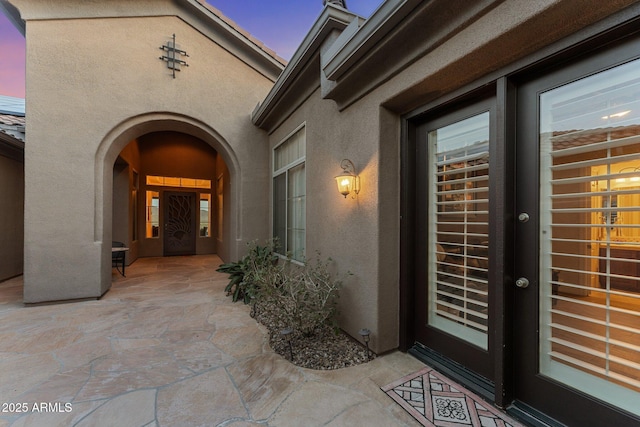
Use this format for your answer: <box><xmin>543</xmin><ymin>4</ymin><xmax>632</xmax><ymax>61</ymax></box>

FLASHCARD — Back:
<box><xmin>0</xmin><ymin>113</ymin><xmax>25</xmax><ymax>143</ymax></box>
<box><xmin>0</xmin><ymin>96</ymin><xmax>25</xmax><ymax>144</ymax></box>
<box><xmin>194</xmin><ymin>0</ymin><xmax>287</xmax><ymax>66</ymax></box>
<box><xmin>0</xmin><ymin>95</ymin><xmax>25</xmax><ymax>116</ymax></box>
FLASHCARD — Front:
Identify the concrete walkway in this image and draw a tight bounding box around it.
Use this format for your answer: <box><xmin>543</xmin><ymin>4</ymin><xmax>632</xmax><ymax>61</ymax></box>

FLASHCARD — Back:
<box><xmin>0</xmin><ymin>255</ymin><xmax>425</xmax><ymax>427</ymax></box>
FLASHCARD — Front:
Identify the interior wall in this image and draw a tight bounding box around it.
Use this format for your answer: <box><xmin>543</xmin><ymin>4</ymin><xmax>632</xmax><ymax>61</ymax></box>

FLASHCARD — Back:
<box><xmin>116</xmin><ymin>138</ymin><xmax>141</xmax><ymax>263</ymax></box>
<box><xmin>215</xmin><ymin>153</ymin><xmax>231</xmax><ymax>262</ymax></box>
<box><xmin>0</xmin><ymin>154</ymin><xmax>24</xmax><ymax>281</ymax></box>
<box><xmin>112</xmin><ymin>160</ymin><xmax>130</xmax><ymax>263</ymax></box>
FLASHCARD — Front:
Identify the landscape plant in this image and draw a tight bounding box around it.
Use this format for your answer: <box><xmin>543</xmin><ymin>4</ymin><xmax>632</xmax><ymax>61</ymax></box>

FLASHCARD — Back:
<box><xmin>218</xmin><ymin>242</ymin><xmax>345</xmax><ymax>337</ymax></box>
<box><xmin>216</xmin><ymin>240</ymin><xmax>278</xmax><ymax>303</ymax></box>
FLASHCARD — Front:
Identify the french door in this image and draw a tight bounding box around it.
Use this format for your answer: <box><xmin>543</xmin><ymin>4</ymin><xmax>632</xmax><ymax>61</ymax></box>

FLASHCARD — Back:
<box><xmin>413</xmin><ymin>97</ymin><xmax>496</xmax><ymax>384</ymax></box>
<box><xmin>514</xmin><ymin>39</ymin><xmax>640</xmax><ymax>426</ymax></box>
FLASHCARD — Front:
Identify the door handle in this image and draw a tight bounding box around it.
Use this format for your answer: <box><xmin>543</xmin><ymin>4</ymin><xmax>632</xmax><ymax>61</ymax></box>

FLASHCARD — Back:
<box><xmin>516</xmin><ymin>277</ymin><xmax>530</xmax><ymax>288</ymax></box>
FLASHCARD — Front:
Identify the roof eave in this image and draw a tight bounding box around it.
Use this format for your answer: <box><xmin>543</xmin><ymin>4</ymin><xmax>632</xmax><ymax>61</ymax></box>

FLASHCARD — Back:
<box><xmin>252</xmin><ymin>5</ymin><xmax>358</xmax><ymax>128</ymax></box>
<box><xmin>0</xmin><ymin>0</ymin><xmax>25</xmax><ymax>35</ymax></box>
<box><xmin>322</xmin><ymin>0</ymin><xmax>423</xmax><ymax>81</ymax></box>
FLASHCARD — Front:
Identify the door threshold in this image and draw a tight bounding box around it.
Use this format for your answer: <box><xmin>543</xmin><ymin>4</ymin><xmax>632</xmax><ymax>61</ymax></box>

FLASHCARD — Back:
<box><xmin>409</xmin><ymin>343</ymin><xmax>494</xmax><ymax>402</ymax></box>
<box><xmin>507</xmin><ymin>401</ymin><xmax>567</xmax><ymax>427</ymax></box>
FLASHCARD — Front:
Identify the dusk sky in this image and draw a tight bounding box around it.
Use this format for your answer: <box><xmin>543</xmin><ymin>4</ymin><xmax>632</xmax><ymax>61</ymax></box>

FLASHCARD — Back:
<box><xmin>0</xmin><ymin>1</ymin><xmax>382</xmax><ymax>99</ymax></box>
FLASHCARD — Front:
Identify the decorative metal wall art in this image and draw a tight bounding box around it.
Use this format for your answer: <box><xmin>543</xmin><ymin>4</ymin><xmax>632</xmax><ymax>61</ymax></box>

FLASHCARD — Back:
<box><xmin>159</xmin><ymin>34</ymin><xmax>189</xmax><ymax>78</ymax></box>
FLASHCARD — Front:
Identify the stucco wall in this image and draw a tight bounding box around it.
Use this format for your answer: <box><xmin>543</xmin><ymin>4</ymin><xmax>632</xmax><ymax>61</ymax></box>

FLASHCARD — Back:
<box><xmin>0</xmin><ymin>154</ymin><xmax>24</xmax><ymax>281</ymax></box>
<box><xmin>20</xmin><ymin>9</ymin><xmax>275</xmax><ymax>302</ymax></box>
<box><xmin>263</xmin><ymin>0</ymin><xmax>638</xmax><ymax>353</ymax></box>
<box><xmin>268</xmin><ymin>88</ymin><xmax>400</xmax><ymax>353</ymax></box>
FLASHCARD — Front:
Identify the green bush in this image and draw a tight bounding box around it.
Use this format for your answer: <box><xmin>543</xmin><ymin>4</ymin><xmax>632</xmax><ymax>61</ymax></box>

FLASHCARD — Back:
<box><xmin>216</xmin><ymin>241</ymin><xmax>278</xmax><ymax>303</ymax></box>
<box><xmin>217</xmin><ymin>242</ymin><xmax>345</xmax><ymax>338</ymax></box>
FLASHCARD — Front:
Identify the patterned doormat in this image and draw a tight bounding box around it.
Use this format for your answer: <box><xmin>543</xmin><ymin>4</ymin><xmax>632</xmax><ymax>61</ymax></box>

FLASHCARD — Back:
<box><xmin>381</xmin><ymin>367</ymin><xmax>524</xmax><ymax>427</ymax></box>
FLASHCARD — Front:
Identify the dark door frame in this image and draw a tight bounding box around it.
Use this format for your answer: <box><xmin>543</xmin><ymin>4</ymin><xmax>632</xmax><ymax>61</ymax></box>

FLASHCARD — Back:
<box><xmin>402</xmin><ymin>85</ymin><xmax>512</xmax><ymax>404</ymax></box>
<box><xmin>400</xmin><ymin>4</ymin><xmax>640</xmax><ymax>419</ymax></box>
<box><xmin>511</xmin><ymin>29</ymin><xmax>640</xmax><ymax>427</ymax></box>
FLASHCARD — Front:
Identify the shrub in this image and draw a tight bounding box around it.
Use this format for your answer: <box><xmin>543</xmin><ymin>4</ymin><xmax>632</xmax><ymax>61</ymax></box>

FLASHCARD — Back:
<box><xmin>218</xmin><ymin>242</ymin><xmax>345</xmax><ymax>338</ymax></box>
<box><xmin>216</xmin><ymin>241</ymin><xmax>278</xmax><ymax>303</ymax></box>
<box><xmin>279</xmin><ymin>256</ymin><xmax>342</xmax><ymax>336</ymax></box>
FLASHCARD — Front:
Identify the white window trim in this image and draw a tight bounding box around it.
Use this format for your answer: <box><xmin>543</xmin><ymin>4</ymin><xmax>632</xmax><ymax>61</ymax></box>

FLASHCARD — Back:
<box><xmin>272</xmin><ymin>123</ymin><xmax>306</xmax><ymax>261</ymax></box>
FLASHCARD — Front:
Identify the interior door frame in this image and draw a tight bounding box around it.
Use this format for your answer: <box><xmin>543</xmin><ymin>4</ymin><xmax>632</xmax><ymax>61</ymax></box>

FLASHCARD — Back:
<box><xmin>511</xmin><ymin>30</ymin><xmax>640</xmax><ymax>427</ymax></box>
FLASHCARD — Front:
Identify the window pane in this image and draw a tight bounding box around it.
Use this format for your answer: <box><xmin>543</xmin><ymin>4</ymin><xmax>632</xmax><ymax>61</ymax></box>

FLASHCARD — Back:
<box><xmin>146</xmin><ymin>175</ymin><xmax>211</xmax><ymax>189</ymax></box>
<box><xmin>288</xmin><ymin>163</ymin><xmax>306</xmax><ymax>261</ymax></box>
<box><xmin>428</xmin><ymin>111</ymin><xmax>490</xmax><ymax>349</ymax></box>
<box><xmin>539</xmin><ymin>58</ymin><xmax>640</xmax><ymax>416</ymax></box>
<box><xmin>146</xmin><ymin>191</ymin><xmax>159</xmax><ymax>238</ymax></box>
<box><xmin>200</xmin><ymin>194</ymin><xmax>210</xmax><ymax>237</ymax></box>
<box><xmin>273</xmin><ymin>173</ymin><xmax>287</xmax><ymax>253</ymax></box>
<box><xmin>274</xmin><ymin>127</ymin><xmax>305</xmax><ymax>171</ymax></box>
<box><xmin>217</xmin><ymin>177</ymin><xmax>224</xmax><ymax>240</ymax></box>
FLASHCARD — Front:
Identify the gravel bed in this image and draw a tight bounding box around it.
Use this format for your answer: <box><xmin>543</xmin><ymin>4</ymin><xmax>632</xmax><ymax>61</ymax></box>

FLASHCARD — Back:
<box><xmin>252</xmin><ymin>301</ymin><xmax>375</xmax><ymax>370</ymax></box>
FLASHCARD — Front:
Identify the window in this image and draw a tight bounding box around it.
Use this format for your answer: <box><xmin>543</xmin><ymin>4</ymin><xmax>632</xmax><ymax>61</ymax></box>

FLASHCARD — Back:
<box><xmin>146</xmin><ymin>175</ymin><xmax>211</xmax><ymax>189</ymax></box>
<box><xmin>200</xmin><ymin>194</ymin><xmax>210</xmax><ymax>237</ymax></box>
<box><xmin>273</xmin><ymin>126</ymin><xmax>306</xmax><ymax>261</ymax></box>
<box><xmin>146</xmin><ymin>191</ymin><xmax>159</xmax><ymax>238</ymax></box>
<box><xmin>132</xmin><ymin>171</ymin><xmax>139</xmax><ymax>241</ymax></box>
<box><xmin>428</xmin><ymin>112</ymin><xmax>490</xmax><ymax>349</ymax></box>
<box><xmin>538</xmin><ymin>57</ymin><xmax>640</xmax><ymax>415</ymax></box>
<box><xmin>217</xmin><ymin>176</ymin><xmax>224</xmax><ymax>241</ymax></box>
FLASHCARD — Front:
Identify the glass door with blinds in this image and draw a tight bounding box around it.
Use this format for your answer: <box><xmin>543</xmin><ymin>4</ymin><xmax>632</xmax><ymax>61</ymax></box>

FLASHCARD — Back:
<box><xmin>413</xmin><ymin>98</ymin><xmax>495</xmax><ymax>382</ymax></box>
<box><xmin>515</xmin><ymin>46</ymin><xmax>640</xmax><ymax>425</ymax></box>
<box><xmin>428</xmin><ymin>112</ymin><xmax>490</xmax><ymax>349</ymax></box>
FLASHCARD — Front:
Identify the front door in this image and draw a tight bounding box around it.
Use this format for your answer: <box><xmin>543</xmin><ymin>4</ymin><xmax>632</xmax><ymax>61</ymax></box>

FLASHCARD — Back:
<box><xmin>514</xmin><ymin>41</ymin><xmax>640</xmax><ymax>425</ymax></box>
<box><xmin>163</xmin><ymin>191</ymin><xmax>197</xmax><ymax>256</ymax></box>
<box><xmin>412</xmin><ymin>97</ymin><xmax>496</xmax><ymax>390</ymax></box>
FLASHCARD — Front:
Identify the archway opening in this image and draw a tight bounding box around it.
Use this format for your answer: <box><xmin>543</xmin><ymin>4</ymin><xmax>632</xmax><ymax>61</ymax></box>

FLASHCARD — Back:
<box><xmin>112</xmin><ymin>131</ymin><xmax>230</xmax><ymax>268</ymax></box>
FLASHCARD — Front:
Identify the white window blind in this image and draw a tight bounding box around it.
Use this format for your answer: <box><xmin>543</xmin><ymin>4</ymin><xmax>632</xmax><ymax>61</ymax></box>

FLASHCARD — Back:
<box><xmin>539</xmin><ymin>58</ymin><xmax>640</xmax><ymax>415</ymax></box>
<box><xmin>428</xmin><ymin>112</ymin><xmax>490</xmax><ymax>349</ymax></box>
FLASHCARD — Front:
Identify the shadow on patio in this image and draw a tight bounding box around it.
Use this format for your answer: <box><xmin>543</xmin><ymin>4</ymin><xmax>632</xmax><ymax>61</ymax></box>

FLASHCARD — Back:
<box><xmin>0</xmin><ymin>255</ymin><xmax>425</xmax><ymax>426</ymax></box>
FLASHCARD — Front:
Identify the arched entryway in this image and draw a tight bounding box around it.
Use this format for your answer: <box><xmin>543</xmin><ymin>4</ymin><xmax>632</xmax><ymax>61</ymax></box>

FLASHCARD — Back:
<box><xmin>96</xmin><ymin>113</ymin><xmax>243</xmax><ymax>294</ymax></box>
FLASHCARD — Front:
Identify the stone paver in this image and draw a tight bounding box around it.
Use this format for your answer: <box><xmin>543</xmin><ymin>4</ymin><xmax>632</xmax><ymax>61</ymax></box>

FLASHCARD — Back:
<box><xmin>0</xmin><ymin>255</ymin><xmax>424</xmax><ymax>426</ymax></box>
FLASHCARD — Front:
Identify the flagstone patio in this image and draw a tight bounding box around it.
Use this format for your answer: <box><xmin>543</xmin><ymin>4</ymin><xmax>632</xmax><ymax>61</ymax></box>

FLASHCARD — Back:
<box><xmin>0</xmin><ymin>255</ymin><xmax>428</xmax><ymax>427</ymax></box>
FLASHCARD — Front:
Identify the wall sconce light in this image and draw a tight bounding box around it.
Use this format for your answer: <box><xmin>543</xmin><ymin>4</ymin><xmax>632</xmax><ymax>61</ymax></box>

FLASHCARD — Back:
<box><xmin>358</xmin><ymin>328</ymin><xmax>371</xmax><ymax>361</ymax></box>
<box><xmin>335</xmin><ymin>159</ymin><xmax>360</xmax><ymax>198</ymax></box>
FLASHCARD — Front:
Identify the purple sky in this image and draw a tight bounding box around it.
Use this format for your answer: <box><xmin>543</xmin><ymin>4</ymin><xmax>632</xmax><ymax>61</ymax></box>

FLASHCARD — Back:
<box><xmin>0</xmin><ymin>1</ymin><xmax>381</xmax><ymax>99</ymax></box>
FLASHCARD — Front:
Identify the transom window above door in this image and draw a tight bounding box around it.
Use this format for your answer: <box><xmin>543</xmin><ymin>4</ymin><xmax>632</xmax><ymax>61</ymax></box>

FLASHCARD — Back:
<box><xmin>146</xmin><ymin>175</ymin><xmax>211</xmax><ymax>189</ymax></box>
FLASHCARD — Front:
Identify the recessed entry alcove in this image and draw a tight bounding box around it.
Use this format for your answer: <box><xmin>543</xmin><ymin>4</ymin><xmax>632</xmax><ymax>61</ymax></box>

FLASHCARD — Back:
<box><xmin>112</xmin><ymin>131</ymin><xmax>229</xmax><ymax>266</ymax></box>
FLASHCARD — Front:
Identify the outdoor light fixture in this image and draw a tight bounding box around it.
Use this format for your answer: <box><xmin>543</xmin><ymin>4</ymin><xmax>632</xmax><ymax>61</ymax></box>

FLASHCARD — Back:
<box><xmin>358</xmin><ymin>328</ymin><xmax>371</xmax><ymax>362</ymax></box>
<box><xmin>335</xmin><ymin>159</ymin><xmax>360</xmax><ymax>198</ymax></box>
<box><xmin>280</xmin><ymin>327</ymin><xmax>294</xmax><ymax>361</ymax></box>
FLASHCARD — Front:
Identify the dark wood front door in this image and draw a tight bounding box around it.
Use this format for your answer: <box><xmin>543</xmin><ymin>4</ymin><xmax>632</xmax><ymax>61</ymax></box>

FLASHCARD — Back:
<box><xmin>513</xmin><ymin>38</ymin><xmax>640</xmax><ymax>426</ymax></box>
<box><xmin>163</xmin><ymin>191</ymin><xmax>197</xmax><ymax>256</ymax></box>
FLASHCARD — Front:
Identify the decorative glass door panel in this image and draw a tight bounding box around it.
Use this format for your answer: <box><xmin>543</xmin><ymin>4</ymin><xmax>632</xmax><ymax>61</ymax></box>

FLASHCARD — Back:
<box><xmin>163</xmin><ymin>192</ymin><xmax>197</xmax><ymax>256</ymax></box>
<box><xmin>539</xmin><ymin>58</ymin><xmax>640</xmax><ymax>416</ymax></box>
<box><xmin>428</xmin><ymin>112</ymin><xmax>490</xmax><ymax>349</ymax></box>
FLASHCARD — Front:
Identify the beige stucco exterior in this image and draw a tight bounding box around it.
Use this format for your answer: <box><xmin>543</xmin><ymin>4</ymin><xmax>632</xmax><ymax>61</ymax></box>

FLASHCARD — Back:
<box><xmin>5</xmin><ymin>0</ymin><xmax>640</xmax><ymax>423</ymax></box>
<box><xmin>5</xmin><ymin>0</ymin><xmax>640</xmax><ymax>354</ymax></box>
<box><xmin>8</xmin><ymin>0</ymin><xmax>283</xmax><ymax>303</ymax></box>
